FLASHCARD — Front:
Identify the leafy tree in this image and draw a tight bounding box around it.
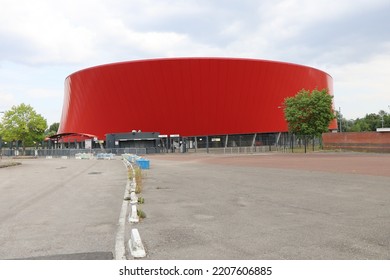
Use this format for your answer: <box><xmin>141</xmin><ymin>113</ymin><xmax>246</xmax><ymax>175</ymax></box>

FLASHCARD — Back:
<box><xmin>0</xmin><ymin>103</ymin><xmax>47</xmax><ymax>153</ymax></box>
<box><xmin>45</xmin><ymin>122</ymin><xmax>60</xmax><ymax>137</ymax></box>
<box><xmin>283</xmin><ymin>88</ymin><xmax>335</xmax><ymax>151</ymax></box>
<box><xmin>364</xmin><ymin>113</ymin><xmax>381</xmax><ymax>131</ymax></box>
<box><xmin>348</xmin><ymin>118</ymin><xmax>370</xmax><ymax>132</ymax></box>
<box><xmin>346</xmin><ymin>110</ymin><xmax>390</xmax><ymax>132</ymax></box>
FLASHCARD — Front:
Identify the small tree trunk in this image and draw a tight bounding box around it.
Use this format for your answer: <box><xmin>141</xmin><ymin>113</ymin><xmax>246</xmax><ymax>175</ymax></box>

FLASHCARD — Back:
<box><xmin>291</xmin><ymin>134</ymin><xmax>294</xmax><ymax>153</ymax></box>
<box><xmin>312</xmin><ymin>137</ymin><xmax>315</xmax><ymax>151</ymax></box>
<box><xmin>22</xmin><ymin>141</ymin><xmax>26</xmax><ymax>156</ymax></box>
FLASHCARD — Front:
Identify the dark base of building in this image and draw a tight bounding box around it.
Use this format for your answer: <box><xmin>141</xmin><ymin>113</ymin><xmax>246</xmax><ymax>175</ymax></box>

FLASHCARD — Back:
<box><xmin>1</xmin><ymin>132</ymin><xmax>319</xmax><ymax>157</ymax></box>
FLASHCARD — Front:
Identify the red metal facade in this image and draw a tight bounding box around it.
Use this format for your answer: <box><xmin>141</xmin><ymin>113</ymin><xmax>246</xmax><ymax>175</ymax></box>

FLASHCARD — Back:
<box><xmin>58</xmin><ymin>58</ymin><xmax>337</xmax><ymax>139</ymax></box>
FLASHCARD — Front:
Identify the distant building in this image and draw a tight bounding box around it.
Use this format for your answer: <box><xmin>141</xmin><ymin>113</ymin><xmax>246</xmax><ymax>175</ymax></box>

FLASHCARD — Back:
<box><xmin>56</xmin><ymin>57</ymin><xmax>337</xmax><ymax>150</ymax></box>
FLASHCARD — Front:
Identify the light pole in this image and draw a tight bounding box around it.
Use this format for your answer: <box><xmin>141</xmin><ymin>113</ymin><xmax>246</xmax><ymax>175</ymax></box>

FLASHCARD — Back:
<box><xmin>338</xmin><ymin>107</ymin><xmax>342</xmax><ymax>132</ymax></box>
<box><xmin>380</xmin><ymin>113</ymin><xmax>385</xmax><ymax>128</ymax></box>
<box><xmin>278</xmin><ymin>105</ymin><xmax>293</xmax><ymax>153</ymax></box>
<box><xmin>379</xmin><ymin>106</ymin><xmax>390</xmax><ymax>128</ymax></box>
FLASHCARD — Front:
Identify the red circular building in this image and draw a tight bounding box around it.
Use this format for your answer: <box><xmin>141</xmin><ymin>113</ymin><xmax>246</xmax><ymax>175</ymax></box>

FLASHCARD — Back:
<box><xmin>58</xmin><ymin>57</ymin><xmax>336</xmax><ymax>147</ymax></box>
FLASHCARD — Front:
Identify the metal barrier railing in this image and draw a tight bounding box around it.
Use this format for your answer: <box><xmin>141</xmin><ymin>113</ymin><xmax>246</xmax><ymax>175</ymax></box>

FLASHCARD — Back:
<box><xmin>0</xmin><ymin>135</ymin><xmax>323</xmax><ymax>157</ymax></box>
<box><xmin>0</xmin><ymin>148</ymin><xmax>149</xmax><ymax>158</ymax></box>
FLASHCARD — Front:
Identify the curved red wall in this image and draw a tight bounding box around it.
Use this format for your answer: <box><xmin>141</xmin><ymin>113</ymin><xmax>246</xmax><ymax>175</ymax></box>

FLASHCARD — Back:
<box><xmin>58</xmin><ymin>58</ymin><xmax>337</xmax><ymax>139</ymax></box>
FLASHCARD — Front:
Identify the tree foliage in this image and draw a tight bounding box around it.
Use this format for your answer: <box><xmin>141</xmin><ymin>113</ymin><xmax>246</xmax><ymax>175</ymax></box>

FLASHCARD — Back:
<box><xmin>283</xmin><ymin>88</ymin><xmax>335</xmax><ymax>138</ymax></box>
<box><xmin>45</xmin><ymin>122</ymin><xmax>60</xmax><ymax>137</ymax></box>
<box><xmin>0</xmin><ymin>103</ymin><xmax>47</xmax><ymax>150</ymax></box>
<box><xmin>339</xmin><ymin>110</ymin><xmax>390</xmax><ymax>132</ymax></box>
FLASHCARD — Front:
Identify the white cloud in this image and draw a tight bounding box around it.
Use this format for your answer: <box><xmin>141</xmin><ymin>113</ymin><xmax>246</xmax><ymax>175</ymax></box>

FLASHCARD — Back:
<box><xmin>0</xmin><ymin>0</ymin><xmax>389</xmax><ymax>120</ymax></box>
<box><xmin>96</xmin><ymin>19</ymin><xmax>189</xmax><ymax>54</ymax></box>
<box><xmin>0</xmin><ymin>92</ymin><xmax>16</xmax><ymax>111</ymax></box>
<box><xmin>0</xmin><ymin>0</ymin><xmax>215</xmax><ymax>65</ymax></box>
<box><xmin>0</xmin><ymin>0</ymin><xmax>98</xmax><ymax>65</ymax></box>
<box><xmin>328</xmin><ymin>48</ymin><xmax>390</xmax><ymax>118</ymax></box>
<box><xmin>27</xmin><ymin>88</ymin><xmax>60</xmax><ymax>99</ymax></box>
<box><xmin>1</xmin><ymin>0</ymin><xmax>388</xmax><ymax>65</ymax></box>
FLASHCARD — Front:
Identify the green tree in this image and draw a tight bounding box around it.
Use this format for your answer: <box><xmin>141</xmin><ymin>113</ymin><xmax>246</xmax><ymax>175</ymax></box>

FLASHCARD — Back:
<box><xmin>348</xmin><ymin>118</ymin><xmax>370</xmax><ymax>132</ymax></box>
<box><xmin>335</xmin><ymin>111</ymin><xmax>355</xmax><ymax>132</ymax></box>
<box><xmin>0</xmin><ymin>103</ymin><xmax>47</xmax><ymax>154</ymax></box>
<box><xmin>45</xmin><ymin>122</ymin><xmax>60</xmax><ymax>137</ymax></box>
<box><xmin>347</xmin><ymin>111</ymin><xmax>390</xmax><ymax>132</ymax></box>
<box><xmin>364</xmin><ymin>113</ymin><xmax>381</xmax><ymax>131</ymax></box>
<box><xmin>283</xmin><ymin>88</ymin><xmax>336</xmax><ymax>151</ymax></box>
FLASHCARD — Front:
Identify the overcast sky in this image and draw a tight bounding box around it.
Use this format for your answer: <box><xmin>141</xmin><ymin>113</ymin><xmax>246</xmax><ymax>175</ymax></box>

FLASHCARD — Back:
<box><xmin>0</xmin><ymin>0</ymin><xmax>389</xmax><ymax>125</ymax></box>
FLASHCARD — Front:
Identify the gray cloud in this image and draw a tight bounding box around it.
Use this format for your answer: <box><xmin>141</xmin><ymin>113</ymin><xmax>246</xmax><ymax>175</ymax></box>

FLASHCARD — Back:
<box><xmin>0</xmin><ymin>0</ymin><xmax>389</xmax><ymax>121</ymax></box>
<box><xmin>290</xmin><ymin>3</ymin><xmax>390</xmax><ymax>65</ymax></box>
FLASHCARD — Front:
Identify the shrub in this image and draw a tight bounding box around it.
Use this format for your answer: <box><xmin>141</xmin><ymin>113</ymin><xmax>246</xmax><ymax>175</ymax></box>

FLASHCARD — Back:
<box><xmin>137</xmin><ymin>209</ymin><xmax>146</xmax><ymax>219</ymax></box>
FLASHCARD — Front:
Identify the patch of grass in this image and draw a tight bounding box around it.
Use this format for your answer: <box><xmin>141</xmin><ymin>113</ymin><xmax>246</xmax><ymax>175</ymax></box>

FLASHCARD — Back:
<box><xmin>137</xmin><ymin>209</ymin><xmax>146</xmax><ymax>219</ymax></box>
<box><xmin>134</xmin><ymin>166</ymin><xmax>143</xmax><ymax>194</ymax></box>
<box><xmin>135</xmin><ymin>184</ymin><xmax>142</xmax><ymax>194</ymax></box>
<box><xmin>12</xmin><ymin>156</ymin><xmax>37</xmax><ymax>159</ymax></box>
<box><xmin>138</xmin><ymin>197</ymin><xmax>145</xmax><ymax>204</ymax></box>
<box><xmin>128</xmin><ymin>169</ymin><xmax>134</xmax><ymax>180</ymax></box>
<box><xmin>0</xmin><ymin>162</ymin><xmax>22</xmax><ymax>168</ymax></box>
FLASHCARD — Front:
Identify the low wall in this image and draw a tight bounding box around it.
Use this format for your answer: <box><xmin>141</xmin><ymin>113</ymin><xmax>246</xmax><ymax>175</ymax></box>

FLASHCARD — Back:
<box><xmin>322</xmin><ymin>132</ymin><xmax>390</xmax><ymax>153</ymax></box>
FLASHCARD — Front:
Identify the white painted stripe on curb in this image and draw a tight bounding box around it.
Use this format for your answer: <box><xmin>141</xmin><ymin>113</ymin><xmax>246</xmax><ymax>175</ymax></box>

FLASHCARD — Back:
<box><xmin>130</xmin><ymin>192</ymin><xmax>138</xmax><ymax>204</ymax></box>
<box><xmin>115</xmin><ymin>164</ymin><xmax>133</xmax><ymax>260</ymax></box>
<box><xmin>121</xmin><ymin>155</ymin><xmax>147</xmax><ymax>259</ymax></box>
<box><xmin>130</xmin><ymin>183</ymin><xmax>136</xmax><ymax>193</ymax></box>
<box><xmin>129</xmin><ymin>229</ymin><xmax>146</xmax><ymax>258</ymax></box>
<box><xmin>129</xmin><ymin>204</ymin><xmax>139</xmax><ymax>223</ymax></box>
<box><xmin>115</xmin><ymin>198</ymin><xmax>129</xmax><ymax>260</ymax></box>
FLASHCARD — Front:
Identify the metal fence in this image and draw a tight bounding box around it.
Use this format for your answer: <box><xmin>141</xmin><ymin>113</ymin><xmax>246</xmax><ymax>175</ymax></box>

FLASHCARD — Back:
<box><xmin>0</xmin><ymin>148</ymin><xmax>149</xmax><ymax>158</ymax></box>
<box><xmin>188</xmin><ymin>144</ymin><xmax>321</xmax><ymax>154</ymax></box>
<box><xmin>184</xmin><ymin>133</ymin><xmax>323</xmax><ymax>154</ymax></box>
<box><xmin>0</xmin><ymin>133</ymin><xmax>323</xmax><ymax>158</ymax></box>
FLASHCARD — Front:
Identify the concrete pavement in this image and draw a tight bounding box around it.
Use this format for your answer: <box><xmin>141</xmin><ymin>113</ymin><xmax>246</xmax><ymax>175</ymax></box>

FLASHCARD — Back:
<box><xmin>1</xmin><ymin>153</ymin><xmax>389</xmax><ymax>260</ymax></box>
<box><xmin>0</xmin><ymin>158</ymin><xmax>126</xmax><ymax>260</ymax></box>
<box><xmin>137</xmin><ymin>153</ymin><xmax>390</xmax><ymax>259</ymax></box>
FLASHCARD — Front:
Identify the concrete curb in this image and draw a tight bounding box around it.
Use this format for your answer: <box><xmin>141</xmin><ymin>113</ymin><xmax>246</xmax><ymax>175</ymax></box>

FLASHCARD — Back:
<box><xmin>129</xmin><ymin>229</ymin><xmax>146</xmax><ymax>258</ymax></box>
<box><xmin>115</xmin><ymin>197</ymin><xmax>129</xmax><ymax>260</ymax></box>
<box><xmin>114</xmin><ymin>160</ymin><xmax>132</xmax><ymax>260</ymax></box>
<box><xmin>130</xmin><ymin>192</ymin><xmax>138</xmax><ymax>204</ymax></box>
<box><xmin>128</xmin><ymin>204</ymin><xmax>139</xmax><ymax>223</ymax></box>
<box><xmin>116</xmin><ymin>155</ymin><xmax>146</xmax><ymax>259</ymax></box>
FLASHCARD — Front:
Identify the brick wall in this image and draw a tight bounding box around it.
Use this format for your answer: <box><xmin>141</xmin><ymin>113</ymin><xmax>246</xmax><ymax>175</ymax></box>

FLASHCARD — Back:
<box><xmin>322</xmin><ymin>132</ymin><xmax>390</xmax><ymax>153</ymax></box>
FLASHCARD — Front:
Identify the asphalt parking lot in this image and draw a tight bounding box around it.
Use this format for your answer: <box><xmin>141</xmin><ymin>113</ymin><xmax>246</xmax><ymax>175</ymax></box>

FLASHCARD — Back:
<box><xmin>0</xmin><ymin>158</ymin><xmax>126</xmax><ymax>260</ymax></box>
<box><xmin>138</xmin><ymin>153</ymin><xmax>390</xmax><ymax>259</ymax></box>
<box><xmin>0</xmin><ymin>152</ymin><xmax>389</xmax><ymax>260</ymax></box>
